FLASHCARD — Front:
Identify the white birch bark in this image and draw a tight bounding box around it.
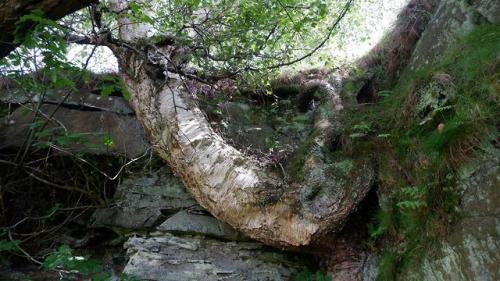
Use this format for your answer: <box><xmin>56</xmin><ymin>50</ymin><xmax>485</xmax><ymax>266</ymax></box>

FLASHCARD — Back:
<box><xmin>108</xmin><ymin>0</ymin><xmax>373</xmax><ymax>248</ymax></box>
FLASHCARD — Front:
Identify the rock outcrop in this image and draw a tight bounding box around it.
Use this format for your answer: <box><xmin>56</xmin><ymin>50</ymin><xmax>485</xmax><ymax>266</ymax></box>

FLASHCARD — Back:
<box><xmin>402</xmin><ymin>151</ymin><xmax>499</xmax><ymax>281</ymax></box>
<box><xmin>400</xmin><ymin>1</ymin><xmax>499</xmax><ymax>279</ymax></box>
<box><xmin>92</xmin><ymin>167</ymin><xmax>308</xmax><ymax>280</ymax></box>
<box><xmin>123</xmin><ymin>235</ymin><xmax>303</xmax><ymax>281</ymax></box>
<box><xmin>0</xmin><ymin>84</ymin><xmax>150</xmax><ymax>158</ymax></box>
<box><xmin>367</xmin><ymin>0</ymin><xmax>500</xmax><ymax>280</ymax></box>
<box><xmin>409</xmin><ymin>0</ymin><xmax>500</xmax><ymax>70</ymax></box>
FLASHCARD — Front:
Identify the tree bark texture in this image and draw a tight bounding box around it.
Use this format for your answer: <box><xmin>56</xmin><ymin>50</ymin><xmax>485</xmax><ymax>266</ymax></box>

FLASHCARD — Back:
<box><xmin>0</xmin><ymin>0</ymin><xmax>95</xmax><ymax>59</ymax></box>
<box><xmin>109</xmin><ymin>0</ymin><xmax>373</xmax><ymax>249</ymax></box>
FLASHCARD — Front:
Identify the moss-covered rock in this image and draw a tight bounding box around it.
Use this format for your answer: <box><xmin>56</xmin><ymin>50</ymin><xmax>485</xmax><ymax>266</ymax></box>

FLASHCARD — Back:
<box><xmin>402</xmin><ymin>150</ymin><xmax>499</xmax><ymax>281</ymax></box>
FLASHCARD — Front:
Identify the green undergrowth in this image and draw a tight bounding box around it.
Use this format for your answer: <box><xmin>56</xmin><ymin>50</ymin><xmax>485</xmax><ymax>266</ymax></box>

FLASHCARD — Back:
<box><xmin>294</xmin><ymin>269</ymin><xmax>332</xmax><ymax>281</ymax></box>
<box><xmin>41</xmin><ymin>244</ymin><xmax>139</xmax><ymax>281</ymax></box>
<box><xmin>342</xmin><ymin>24</ymin><xmax>499</xmax><ymax>280</ymax></box>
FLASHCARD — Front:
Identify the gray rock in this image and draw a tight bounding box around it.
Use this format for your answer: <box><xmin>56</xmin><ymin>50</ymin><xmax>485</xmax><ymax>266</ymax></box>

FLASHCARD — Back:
<box><xmin>92</xmin><ymin>208</ymin><xmax>165</xmax><ymax>229</ymax></box>
<box><xmin>409</xmin><ymin>0</ymin><xmax>481</xmax><ymax>71</ymax></box>
<box><xmin>403</xmin><ymin>150</ymin><xmax>500</xmax><ymax>281</ymax></box>
<box><xmin>217</xmin><ymin>101</ymin><xmax>312</xmax><ymax>152</ymax></box>
<box><xmin>114</xmin><ymin>169</ymin><xmax>197</xmax><ymax>211</ymax></box>
<box><xmin>157</xmin><ymin>210</ymin><xmax>241</xmax><ymax>241</ymax></box>
<box><xmin>123</xmin><ymin>234</ymin><xmax>305</xmax><ymax>281</ymax></box>
<box><xmin>218</xmin><ymin>101</ymin><xmax>276</xmax><ymax>151</ymax></box>
<box><xmin>0</xmin><ymin>104</ymin><xmax>149</xmax><ymax>158</ymax></box>
<box><xmin>92</xmin><ymin>168</ymin><xmax>307</xmax><ymax>281</ymax></box>
<box><xmin>0</xmin><ymin>81</ymin><xmax>134</xmax><ymax>115</ymax></box>
<box><xmin>92</xmin><ymin>168</ymin><xmax>197</xmax><ymax>229</ymax></box>
<box><xmin>410</xmin><ymin>0</ymin><xmax>498</xmax><ymax>72</ymax></box>
<box><xmin>472</xmin><ymin>0</ymin><xmax>500</xmax><ymax>24</ymax></box>
<box><xmin>362</xmin><ymin>254</ymin><xmax>380</xmax><ymax>281</ymax></box>
<box><xmin>414</xmin><ymin>78</ymin><xmax>456</xmax><ymax>125</ymax></box>
<box><xmin>401</xmin><ymin>2</ymin><xmax>500</xmax><ymax>275</ymax></box>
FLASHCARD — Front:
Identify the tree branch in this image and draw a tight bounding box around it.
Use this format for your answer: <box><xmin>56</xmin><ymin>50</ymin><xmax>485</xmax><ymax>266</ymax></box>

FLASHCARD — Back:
<box><xmin>0</xmin><ymin>0</ymin><xmax>97</xmax><ymax>59</ymax></box>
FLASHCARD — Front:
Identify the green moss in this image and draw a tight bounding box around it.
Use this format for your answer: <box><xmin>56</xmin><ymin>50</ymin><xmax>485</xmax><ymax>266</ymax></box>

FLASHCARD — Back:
<box><xmin>345</xmin><ymin>24</ymin><xmax>499</xmax><ymax>280</ymax></box>
<box><xmin>377</xmin><ymin>252</ymin><xmax>398</xmax><ymax>281</ymax></box>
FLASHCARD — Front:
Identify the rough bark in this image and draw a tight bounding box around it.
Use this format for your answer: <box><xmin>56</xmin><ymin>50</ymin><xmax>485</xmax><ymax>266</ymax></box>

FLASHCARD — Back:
<box><xmin>108</xmin><ymin>0</ymin><xmax>373</xmax><ymax>248</ymax></box>
<box><xmin>0</xmin><ymin>0</ymin><xmax>95</xmax><ymax>59</ymax></box>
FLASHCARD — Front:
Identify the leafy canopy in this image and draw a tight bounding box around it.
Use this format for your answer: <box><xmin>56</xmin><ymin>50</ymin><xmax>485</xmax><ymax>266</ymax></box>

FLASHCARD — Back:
<box><xmin>110</xmin><ymin>0</ymin><xmax>352</xmax><ymax>78</ymax></box>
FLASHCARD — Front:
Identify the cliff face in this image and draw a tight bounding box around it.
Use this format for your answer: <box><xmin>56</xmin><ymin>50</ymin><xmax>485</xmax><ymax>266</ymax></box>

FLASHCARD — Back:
<box><xmin>402</xmin><ymin>154</ymin><xmax>499</xmax><ymax>280</ymax></box>
<box><xmin>398</xmin><ymin>1</ymin><xmax>499</xmax><ymax>279</ymax></box>
<box><xmin>351</xmin><ymin>0</ymin><xmax>499</xmax><ymax>280</ymax></box>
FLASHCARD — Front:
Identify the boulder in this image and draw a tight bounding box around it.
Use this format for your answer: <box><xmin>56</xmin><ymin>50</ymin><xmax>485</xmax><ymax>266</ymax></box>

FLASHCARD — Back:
<box><xmin>157</xmin><ymin>210</ymin><xmax>242</xmax><ymax>241</ymax></box>
<box><xmin>123</xmin><ymin>234</ymin><xmax>305</xmax><ymax>281</ymax></box>
<box><xmin>92</xmin><ymin>167</ymin><xmax>197</xmax><ymax>229</ymax></box>
<box><xmin>0</xmin><ymin>104</ymin><xmax>149</xmax><ymax>158</ymax></box>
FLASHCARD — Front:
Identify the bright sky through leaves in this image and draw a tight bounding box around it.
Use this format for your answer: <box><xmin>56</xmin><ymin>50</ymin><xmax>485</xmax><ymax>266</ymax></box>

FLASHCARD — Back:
<box><xmin>66</xmin><ymin>0</ymin><xmax>408</xmax><ymax>74</ymax></box>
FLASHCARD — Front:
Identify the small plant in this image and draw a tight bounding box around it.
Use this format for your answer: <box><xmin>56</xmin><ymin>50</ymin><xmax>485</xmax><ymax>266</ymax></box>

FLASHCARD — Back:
<box><xmin>0</xmin><ymin>236</ymin><xmax>19</xmax><ymax>253</ymax></box>
<box><xmin>96</xmin><ymin>74</ymin><xmax>131</xmax><ymax>101</ymax></box>
<box><xmin>42</xmin><ymin>245</ymin><xmax>140</xmax><ymax>281</ymax></box>
<box><xmin>0</xmin><ymin>231</ymin><xmax>20</xmax><ymax>262</ymax></box>
<box><xmin>368</xmin><ymin>209</ymin><xmax>393</xmax><ymax>239</ymax></box>
<box><xmin>43</xmin><ymin>245</ymin><xmax>109</xmax><ymax>280</ymax></box>
<box><xmin>396</xmin><ymin>186</ymin><xmax>427</xmax><ymax>210</ymax></box>
<box><xmin>294</xmin><ymin>269</ymin><xmax>332</xmax><ymax>281</ymax></box>
<box><xmin>103</xmin><ymin>134</ymin><xmax>115</xmax><ymax>148</ymax></box>
<box><xmin>349</xmin><ymin>122</ymin><xmax>372</xmax><ymax>139</ymax></box>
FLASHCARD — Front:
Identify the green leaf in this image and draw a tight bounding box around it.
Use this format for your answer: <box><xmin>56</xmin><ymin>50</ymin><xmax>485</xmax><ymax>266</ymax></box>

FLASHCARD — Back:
<box><xmin>55</xmin><ymin>132</ymin><xmax>86</xmax><ymax>146</ymax></box>
<box><xmin>100</xmin><ymin>85</ymin><xmax>115</xmax><ymax>97</ymax></box>
<box><xmin>0</xmin><ymin>239</ymin><xmax>19</xmax><ymax>252</ymax></box>
<box><xmin>43</xmin><ymin>245</ymin><xmax>104</xmax><ymax>275</ymax></box>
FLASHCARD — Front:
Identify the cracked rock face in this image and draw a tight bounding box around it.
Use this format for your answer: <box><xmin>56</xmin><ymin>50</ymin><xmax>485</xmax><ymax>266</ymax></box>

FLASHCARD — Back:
<box><xmin>92</xmin><ymin>167</ymin><xmax>197</xmax><ymax>229</ymax></box>
<box><xmin>1</xmin><ymin>86</ymin><xmax>135</xmax><ymax>115</ymax></box>
<box><xmin>409</xmin><ymin>0</ymin><xmax>500</xmax><ymax>71</ymax></box>
<box><xmin>123</xmin><ymin>235</ymin><xmax>303</xmax><ymax>281</ymax></box>
<box><xmin>396</xmin><ymin>0</ymin><xmax>500</xmax><ymax>279</ymax></box>
<box><xmin>92</xmin><ymin>167</ymin><xmax>308</xmax><ymax>280</ymax></box>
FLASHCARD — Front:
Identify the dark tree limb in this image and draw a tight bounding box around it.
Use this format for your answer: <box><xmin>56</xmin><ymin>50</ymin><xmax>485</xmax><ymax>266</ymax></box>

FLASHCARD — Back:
<box><xmin>0</xmin><ymin>0</ymin><xmax>96</xmax><ymax>59</ymax></box>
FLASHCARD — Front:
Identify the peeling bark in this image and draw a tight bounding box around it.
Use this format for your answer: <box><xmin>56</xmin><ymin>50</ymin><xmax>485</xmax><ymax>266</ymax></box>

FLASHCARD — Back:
<box><xmin>0</xmin><ymin>0</ymin><xmax>95</xmax><ymax>59</ymax></box>
<box><xmin>111</xmin><ymin>0</ymin><xmax>372</xmax><ymax>249</ymax></box>
<box><xmin>107</xmin><ymin>0</ymin><xmax>373</xmax><ymax>248</ymax></box>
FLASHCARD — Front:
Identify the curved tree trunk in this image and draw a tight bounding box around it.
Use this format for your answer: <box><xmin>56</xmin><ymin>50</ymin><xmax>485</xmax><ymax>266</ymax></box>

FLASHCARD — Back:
<box><xmin>0</xmin><ymin>0</ymin><xmax>374</xmax><ymax>249</ymax></box>
<box><xmin>110</xmin><ymin>0</ymin><xmax>373</xmax><ymax>248</ymax></box>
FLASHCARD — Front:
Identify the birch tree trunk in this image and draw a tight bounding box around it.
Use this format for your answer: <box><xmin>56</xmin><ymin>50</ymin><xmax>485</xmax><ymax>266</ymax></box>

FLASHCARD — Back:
<box><xmin>109</xmin><ymin>0</ymin><xmax>373</xmax><ymax>248</ymax></box>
